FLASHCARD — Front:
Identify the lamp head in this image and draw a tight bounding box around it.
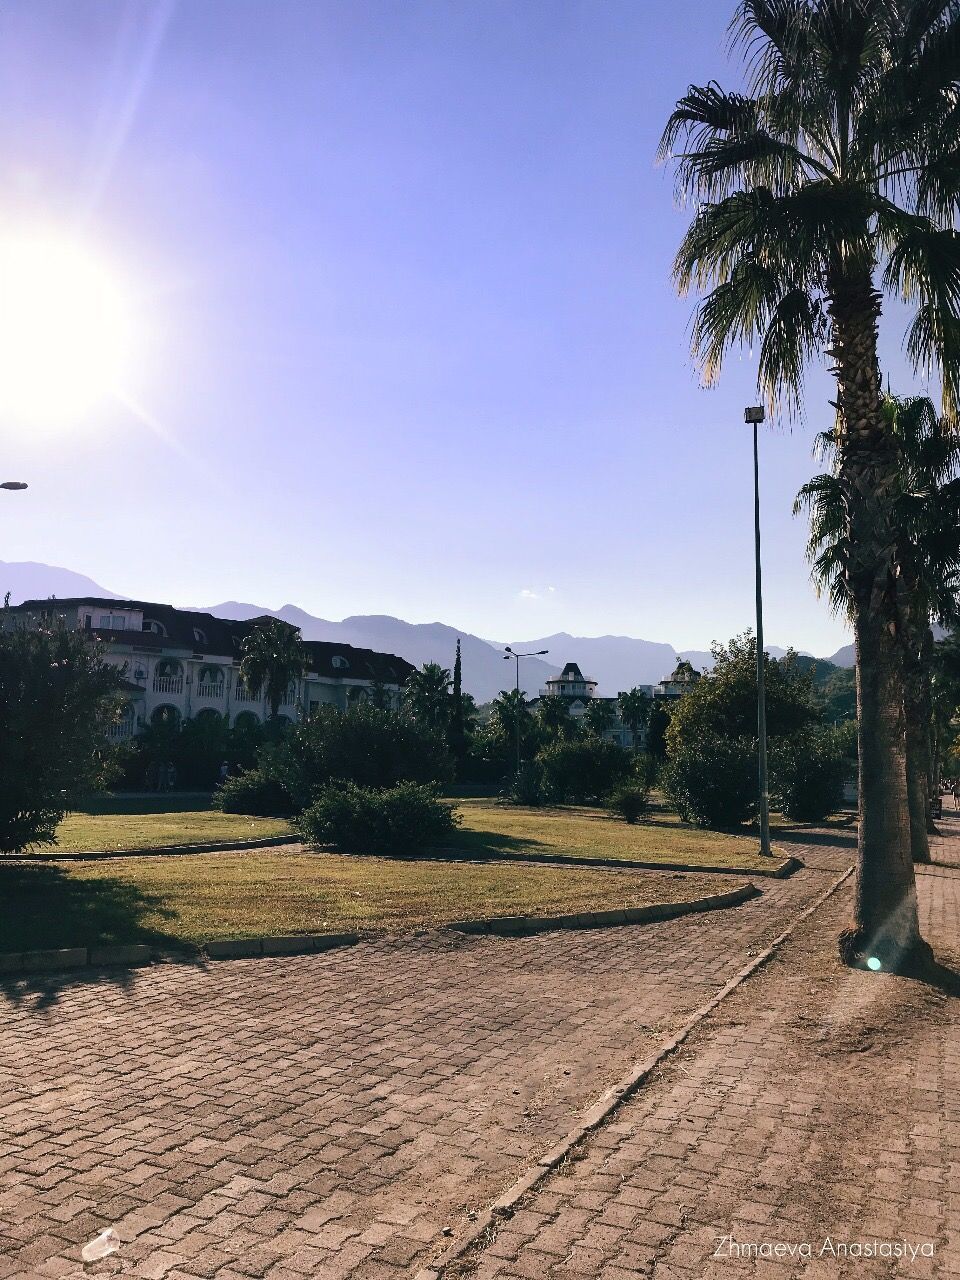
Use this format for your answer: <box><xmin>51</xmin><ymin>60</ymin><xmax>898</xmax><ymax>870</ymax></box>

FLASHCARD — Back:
<box><xmin>744</xmin><ymin>406</ymin><xmax>765</xmax><ymax>424</ymax></box>
<box><xmin>0</xmin><ymin>481</ymin><xmax>27</xmax><ymax>490</ymax></box>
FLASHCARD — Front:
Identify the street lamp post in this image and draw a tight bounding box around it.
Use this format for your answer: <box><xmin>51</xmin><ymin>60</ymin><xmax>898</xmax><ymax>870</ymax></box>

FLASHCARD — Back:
<box><xmin>503</xmin><ymin>646</ymin><xmax>548</xmax><ymax>775</ymax></box>
<box><xmin>745</xmin><ymin>406</ymin><xmax>772</xmax><ymax>857</ymax></box>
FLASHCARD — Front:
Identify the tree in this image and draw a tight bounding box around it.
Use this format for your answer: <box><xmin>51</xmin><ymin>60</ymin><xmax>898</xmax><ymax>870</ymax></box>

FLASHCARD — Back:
<box><xmin>405</xmin><ymin>662</ymin><xmax>451</xmax><ymax>732</ymax></box>
<box><xmin>645</xmin><ymin>699</ymin><xmax>672</xmax><ymax>761</ymax></box>
<box><xmin>618</xmin><ymin>687</ymin><xmax>651</xmax><ymax>750</ymax></box>
<box><xmin>239</xmin><ymin>618</ymin><xmax>306</xmax><ymax>722</ymax></box>
<box><xmin>0</xmin><ymin>623</ymin><xmax>122</xmax><ymax>852</ymax></box>
<box><xmin>489</xmin><ymin>687</ymin><xmax>534</xmax><ymax>761</ymax></box>
<box><xmin>660</xmin><ymin>1</ymin><xmax>960</xmax><ymax>969</ymax></box>
<box><xmin>584</xmin><ymin>698</ymin><xmax>616</xmax><ymax>739</ymax></box>
<box><xmin>796</xmin><ymin>395</ymin><xmax>960</xmax><ymax>862</ymax></box>
<box><xmin>448</xmin><ymin>640</ymin><xmax>466</xmax><ymax>760</ymax></box>
<box><xmin>536</xmin><ymin>694</ymin><xmax>578</xmax><ymax>743</ymax></box>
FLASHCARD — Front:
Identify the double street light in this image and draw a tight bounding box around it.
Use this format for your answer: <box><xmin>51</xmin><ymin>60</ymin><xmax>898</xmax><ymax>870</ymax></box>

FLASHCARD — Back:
<box><xmin>503</xmin><ymin>645</ymin><xmax>548</xmax><ymax>775</ymax></box>
<box><xmin>1</xmin><ymin>481</ymin><xmax>27</xmax><ymax>491</ymax></box>
<box><xmin>745</xmin><ymin>405</ymin><xmax>772</xmax><ymax>858</ymax></box>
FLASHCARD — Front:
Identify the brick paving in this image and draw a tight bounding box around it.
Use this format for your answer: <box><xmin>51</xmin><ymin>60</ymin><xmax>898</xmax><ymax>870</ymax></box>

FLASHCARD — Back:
<box><xmin>0</xmin><ymin>832</ymin><xmax>850</xmax><ymax>1280</ymax></box>
<box><xmin>461</xmin><ymin>818</ymin><xmax>960</xmax><ymax>1280</ymax></box>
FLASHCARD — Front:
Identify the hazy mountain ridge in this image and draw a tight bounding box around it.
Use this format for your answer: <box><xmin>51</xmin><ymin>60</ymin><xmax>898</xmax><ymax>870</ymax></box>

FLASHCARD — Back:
<box><xmin>1</xmin><ymin>561</ymin><xmax>850</xmax><ymax>698</ymax></box>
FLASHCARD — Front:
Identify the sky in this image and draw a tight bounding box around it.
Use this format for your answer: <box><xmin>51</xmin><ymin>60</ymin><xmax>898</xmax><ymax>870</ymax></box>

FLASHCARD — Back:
<box><xmin>0</xmin><ymin>0</ymin><xmax>934</xmax><ymax>655</ymax></box>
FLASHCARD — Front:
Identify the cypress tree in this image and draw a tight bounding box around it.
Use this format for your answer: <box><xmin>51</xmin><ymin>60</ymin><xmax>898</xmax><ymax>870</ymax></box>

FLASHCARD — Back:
<box><xmin>449</xmin><ymin>638</ymin><xmax>466</xmax><ymax>761</ymax></box>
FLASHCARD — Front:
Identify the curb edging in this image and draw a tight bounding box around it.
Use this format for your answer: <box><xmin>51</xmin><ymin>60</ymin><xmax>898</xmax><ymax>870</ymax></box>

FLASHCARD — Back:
<box><xmin>414</xmin><ymin>863</ymin><xmax>855</xmax><ymax>1280</ymax></box>
<box><xmin>448</xmin><ymin>883</ymin><xmax>759</xmax><ymax>938</ymax></box>
<box><xmin>23</xmin><ymin>834</ymin><xmax>300</xmax><ymax>861</ymax></box>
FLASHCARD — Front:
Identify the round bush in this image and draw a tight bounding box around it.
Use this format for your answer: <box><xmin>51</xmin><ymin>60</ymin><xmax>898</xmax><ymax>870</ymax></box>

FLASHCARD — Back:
<box><xmin>661</xmin><ymin>734</ymin><xmax>757</xmax><ymax>828</ymax></box>
<box><xmin>299</xmin><ymin>781</ymin><xmax>460</xmax><ymax>855</ymax></box>
<box><xmin>605</xmin><ymin>782</ymin><xmax>650</xmax><ymax>824</ymax></box>
<box><xmin>771</xmin><ymin>727</ymin><xmax>849</xmax><ymax>822</ymax></box>
<box><xmin>214</xmin><ymin>768</ymin><xmax>297</xmax><ymax>818</ymax></box>
<box><xmin>536</xmin><ymin>739</ymin><xmax>633</xmax><ymax>804</ymax></box>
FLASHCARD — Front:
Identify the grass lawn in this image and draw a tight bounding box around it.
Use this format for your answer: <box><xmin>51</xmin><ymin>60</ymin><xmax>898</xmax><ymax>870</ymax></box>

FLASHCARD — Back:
<box><xmin>449</xmin><ymin>799</ymin><xmax>797</xmax><ymax>872</ymax></box>
<box><xmin>36</xmin><ymin>809</ymin><xmax>294</xmax><ymax>854</ymax></box>
<box><xmin>0</xmin><ymin>853</ymin><xmax>746</xmax><ymax>952</ymax></box>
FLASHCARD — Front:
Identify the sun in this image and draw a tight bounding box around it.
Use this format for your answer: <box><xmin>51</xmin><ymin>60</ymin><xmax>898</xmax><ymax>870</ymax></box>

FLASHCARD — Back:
<box><xmin>0</xmin><ymin>230</ymin><xmax>132</xmax><ymax>428</ymax></box>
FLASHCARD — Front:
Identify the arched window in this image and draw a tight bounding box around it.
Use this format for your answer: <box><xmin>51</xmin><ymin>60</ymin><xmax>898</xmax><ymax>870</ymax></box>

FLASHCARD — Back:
<box><xmin>332</xmin><ymin>654</ymin><xmax>350</xmax><ymax>669</ymax></box>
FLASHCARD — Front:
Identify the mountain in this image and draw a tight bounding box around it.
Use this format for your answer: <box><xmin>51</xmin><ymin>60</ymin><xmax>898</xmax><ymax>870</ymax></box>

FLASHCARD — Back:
<box><xmin>508</xmin><ymin>632</ymin><xmax>677</xmax><ymax>692</ymax></box>
<box><xmin>200</xmin><ymin>604</ymin><xmax>560</xmax><ymax>703</ymax></box>
<box><xmin>0</xmin><ymin>560</ymin><xmax>122</xmax><ymax>605</ymax></box>
<box><xmin>827</xmin><ymin>643</ymin><xmax>856</xmax><ymax>667</ymax></box>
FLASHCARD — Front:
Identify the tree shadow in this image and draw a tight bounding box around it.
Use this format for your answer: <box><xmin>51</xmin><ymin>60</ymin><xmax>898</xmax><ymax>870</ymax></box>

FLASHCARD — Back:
<box><xmin>774</xmin><ymin>826</ymin><xmax>859</xmax><ymax>849</ymax></box>
<box><xmin>0</xmin><ymin>861</ymin><xmax>196</xmax><ymax>1012</ymax></box>
<box><xmin>439</xmin><ymin>826</ymin><xmax>550</xmax><ymax>860</ymax></box>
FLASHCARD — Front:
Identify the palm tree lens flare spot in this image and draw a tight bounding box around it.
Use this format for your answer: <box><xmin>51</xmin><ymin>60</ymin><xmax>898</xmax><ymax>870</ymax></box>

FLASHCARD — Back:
<box><xmin>0</xmin><ymin>231</ymin><xmax>133</xmax><ymax>427</ymax></box>
<box><xmin>867</xmin><ymin>956</ymin><xmax>883</xmax><ymax>971</ymax></box>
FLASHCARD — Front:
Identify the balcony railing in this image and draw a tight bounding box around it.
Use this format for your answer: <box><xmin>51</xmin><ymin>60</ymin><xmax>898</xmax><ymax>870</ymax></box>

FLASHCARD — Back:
<box><xmin>234</xmin><ymin>682</ymin><xmax>260</xmax><ymax>702</ymax></box>
<box><xmin>195</xmin><ymin>682</ymin><xmax>224</xmax><ymax>699</ymax></box>
<box><xmin>153</xmin><ymin>675</ymin><xmax>183</xmax><ymax>694</ymax></box>
<box><xmin>108</xmin><ymin>721</ymin><xmax>135</xmax><ymax>740</ymax></box>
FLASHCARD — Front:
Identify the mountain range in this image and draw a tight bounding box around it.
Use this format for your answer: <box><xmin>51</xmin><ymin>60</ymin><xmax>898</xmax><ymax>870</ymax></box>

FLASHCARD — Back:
<box><xmin>0</xmin><ymin>560</ymin><xmax>855</xmax><ymax>702</ymax></box>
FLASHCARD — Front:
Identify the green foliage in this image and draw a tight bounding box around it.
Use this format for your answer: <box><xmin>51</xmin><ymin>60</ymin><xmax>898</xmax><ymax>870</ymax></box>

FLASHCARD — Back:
<box><xmin>618</xmin><ymin>688</ymin><xmax>651</xmax><ymax>743</ymax></box>
<box><xmin>405</xmin><ymin>662</ymin><xmax>451</xmax><ymax>732</ymax></box>
<box><xmin>770</xmin><ymin>727</ymin><xmax>850</xmax><ymax>823</ymax></box>
<box><xmin>665</xmin><ymin>634</ymin><xmax>817</xmax><ymax>754</ymax></box>
<box><xmin>506</xmin><ymin>760</ymin><xmax>550</xmax><ymax>806</ymax></box>
<box><xmin>660</xmin><ymin>734</ymin><xmax>757</xmax><ymax>829</ymax></box>
<box><xmin>584</xmin><ymin>698</ymin><xmax>616</xmax><ymax>738</ymax></box>
<box><xmin>645</xmin><ymin>699</ymin><xmax>672</xmax><ymax>760</ymax></box>
<box><xmin>536</xmin><ymin>694</ymin><xmax>579</xmax><ymax>744</ymax></box>
<box><xmin>265</xmin><ymin>704</ymin><xmax>454</xmax><ymax>810</ymax></box>
<box><xmin>214</xmin><ymin>768</ymin><xmax>297</xmax><ymax>818</ymax></box>
<box><xmin>0</xmin><ymin>624</ymin><xmax>123</xmax><ymax>852</ymax></box>
<box><xmin>239</xmin><ymin>618</ymin><xmax>305</xmax><ymax>720</ymax></box>
<box><xmin>299</xmin><ymin>781</ymin><xmax>460</xmax><ymax>855</ymax></box>
<box><xmin>536</xmin><ymin>738</ymin><xmax>633</xmax><ymax>804</ymax></box>
<box><xmin>605</xmin><ymin>781</ymin><xmax>651</xmax><ymax>824</ymax></box>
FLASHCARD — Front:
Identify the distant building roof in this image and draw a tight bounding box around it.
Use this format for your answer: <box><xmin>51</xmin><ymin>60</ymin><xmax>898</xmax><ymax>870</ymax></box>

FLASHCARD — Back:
<box><xmin>8</xmin><ymin>597</ymin><xmax>415</xmax><ymax>685</ymax></box>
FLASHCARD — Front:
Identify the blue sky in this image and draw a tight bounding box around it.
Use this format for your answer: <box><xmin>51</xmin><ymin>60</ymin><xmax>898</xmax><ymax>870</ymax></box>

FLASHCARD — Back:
<box><xmin>0</xmin><ymin>1</ymin><xmax>930</xmax><ymax>654</ymax></box>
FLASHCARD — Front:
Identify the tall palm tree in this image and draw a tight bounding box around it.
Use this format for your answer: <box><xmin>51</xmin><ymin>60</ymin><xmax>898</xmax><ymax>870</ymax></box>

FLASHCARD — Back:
<box><xmin>660</xmin><ymin>0</ymin><xmax>960</xmax><ymax>971</ymax></box>
<box><xmin>405</xmin><ymin>662</ymin><xmax>452</xmax><ymax>732</ymax></box>
<box><xmin>796</xmin><ymin>395</ymin><xmax>960</xmax><ymax>863</ymax></box>
<box><xmin>618</xmin><ymin>687</ymin><xmax>652</xmax><ymax>751</ymax></box>
<box><xmin>490</xmin><ymin>688</ymin><xmax>532</xmax><ymax>745</ymax></box>
<box><xmin>239</xmin><ymin>619</ymin><xmax>306</xmax><ymax>722</ymax></box>
<box><xmin>584</xmin><ymin>698</ymin><xmax>616</xmax><ymax>739</ymax></box>
<box><xmin>537</xmin><ymin>693</ymin><xmax>576</xmax><ymax>742</ymax></box>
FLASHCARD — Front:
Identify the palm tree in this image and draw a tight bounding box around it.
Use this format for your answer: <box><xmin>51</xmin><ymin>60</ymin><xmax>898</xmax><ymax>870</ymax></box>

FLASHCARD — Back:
<box><xmin>405</xmin><ymin>662</ymin><xmax>451</xmax><ymax>732</ymax></box>
<box><xmin>239</xmin><ymin>619</ymin><xmax>306</xmax><ymax>722</ymax></box>
<box><xmin>490</xmin><ymin>688</ymin><xmax>532</xmax><ymax>747</ymax></box>
<box><xmin>618</xmin><ymin>687</ymin><xmax>651</xmax><ymax>751</ymax></box>
<box><xmin>660</xmin><ymin>0</ymin><xmax>960</xmax><ymax>970</ymax></box>
<box><xmin>796</xmin><ymin>395</ymin><xmax>960</xmax><ymax>864</ymax></box>
<box><xmin>537</xmin><ymin>693</ymin><xmax>575</xmax><ymax>742</ymax></box>
<box><xmin>584</xmin><ymin>698</ymin><xmax>616</xmax><ymax>739</ymax></box>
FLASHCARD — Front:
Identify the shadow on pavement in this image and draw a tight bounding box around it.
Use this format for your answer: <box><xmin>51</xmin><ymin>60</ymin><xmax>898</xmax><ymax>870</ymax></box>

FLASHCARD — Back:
<box><xmin>0</xmin><ymin>861</ymin><xmax>193</xmax><ymax>1011</ymax></box>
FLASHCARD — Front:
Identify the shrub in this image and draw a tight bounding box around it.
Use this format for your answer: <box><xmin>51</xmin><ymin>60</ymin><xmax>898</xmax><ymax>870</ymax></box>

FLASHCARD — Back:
<box><xmin>214</xmin><ymin>768</ymin><xmax>297</xmax><ymax>818</ymax></box>
<box><xmin>606</xmin><ymin>782</ymin><xmax>650</xmax><ymax>824</ymax></box>
<box><xmin>269</xmin><ymin>705</ymin><xmax>454</xmax><ymax>809</ymax></box>
<box><xmin>661</xmin><ymin>734</ymin><xmax>757</xmax><ymax>828</ymax></box>
<box><xmin>536</xmin><ymin>739</ymin><xmax>633</xmax><ymax>804</ymax></box>
<box><xmin>771</xmin><ymin>727</ymin><xmax>849</xmax><ymax>823</ymax></box>
<box><xmin>0</xmin><ymin>624</ymin><xmax>122</xmax><ymax>852</ymax></box>
<box><xmin>299</xmin><ymin>781</ymin><xmax>460</xmax><ymax>854</ymax></box>
<box><xmin>506</xmin><ymin>760</ymin><xmax>550</xmax><ymax>806</ymax></box>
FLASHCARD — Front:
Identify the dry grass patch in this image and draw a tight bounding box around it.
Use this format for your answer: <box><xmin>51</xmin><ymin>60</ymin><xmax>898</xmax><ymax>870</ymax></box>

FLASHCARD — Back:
<box><xmin>38</xmin><ymin>810</ymin><xmax>294</xmax><ymax>854</ymax></box>
<box><xmin>0</xmin><ymin>852</ymin><xmax>747</xmax><ymax>951</ymax></box>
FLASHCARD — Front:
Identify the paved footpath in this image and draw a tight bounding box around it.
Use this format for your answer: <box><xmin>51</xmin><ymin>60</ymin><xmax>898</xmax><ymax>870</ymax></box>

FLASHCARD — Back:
<box><xmin>0</xmin><ymin>821</ymin><xmax>947</xmax><ymax>1280</ymax></box>
<box><xmin>461</xmin><ymin>821</ymin><xmax>960</xmax><ymax>1280</ymax></box>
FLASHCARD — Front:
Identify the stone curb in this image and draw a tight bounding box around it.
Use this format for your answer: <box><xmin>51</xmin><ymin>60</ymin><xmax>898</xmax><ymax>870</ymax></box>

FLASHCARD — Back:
<box><xmin>448</xmin><ymin>883</ymin><xmax>760</xmax><ymax>938</ymax></box>
<box><xmin>415</xmin><ymin>863</ymin><xmax>855</xmax><ymax>1280</ymax></box>
<box><xmin>0</xmin><ymin>933</ymin><xmax>360</xmax><ymax>976</ymax></box>
<box><xmin>345</xmin><ymin>845</ymin><xmax>801</xmax><ymax>880</ymax></box>
<box><xmin>20</xmin><ymin>834</ymin><xmax>300</xmax><ymax>861</ymax></box>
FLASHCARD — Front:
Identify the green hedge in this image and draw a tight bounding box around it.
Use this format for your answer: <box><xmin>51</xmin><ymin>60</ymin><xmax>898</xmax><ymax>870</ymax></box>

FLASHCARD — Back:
<box><xmin>298</xmin><ymin>781</ymin><xmax>460</xmax><ymax>855</ymax></box>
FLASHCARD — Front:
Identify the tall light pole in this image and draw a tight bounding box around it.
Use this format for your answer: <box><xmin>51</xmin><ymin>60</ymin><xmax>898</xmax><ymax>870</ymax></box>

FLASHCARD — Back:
<box><xmin>745</xmin><ymin>406</ymin><xmax>772</xmax><ymax>857</ymax></box>
<box><xmin>503</xmin><ymin>645</ymin><xmax>548</xmax><ymax>775</ymax></box>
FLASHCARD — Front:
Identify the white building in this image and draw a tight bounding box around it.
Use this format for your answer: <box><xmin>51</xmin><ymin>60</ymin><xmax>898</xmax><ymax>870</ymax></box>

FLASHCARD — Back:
<box><xmin>529</xmin><ymin>662</ymin><xmax>655</xmax><ymax>750</ymax></box>
<box><xmin>3</xmin><ymin>597</ymin><xmax>414</xmax><ymax>740</ymax></box>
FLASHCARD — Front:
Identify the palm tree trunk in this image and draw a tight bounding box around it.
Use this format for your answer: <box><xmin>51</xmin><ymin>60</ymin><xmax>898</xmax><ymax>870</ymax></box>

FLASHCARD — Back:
<box><xmin>903</xmin><ymin>649</ymin><xmax>932</xmax><ymax>863</ymax></box>
<box><xmin>828</xmin><ymin>268</ymin><xmax>930</xmax><ymax>972</ymax></box>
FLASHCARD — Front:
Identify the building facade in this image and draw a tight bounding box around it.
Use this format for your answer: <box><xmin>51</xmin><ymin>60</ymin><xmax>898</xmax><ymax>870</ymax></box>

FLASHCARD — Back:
<box><xmin>529</xmin><ymin>662</ymin><xmax>655</xmax><ymax>750</ymax></box>
<box><xmin>3</xmin><ymin>597</ymin><xmax>415</xmax><ymax>740</ymax></box>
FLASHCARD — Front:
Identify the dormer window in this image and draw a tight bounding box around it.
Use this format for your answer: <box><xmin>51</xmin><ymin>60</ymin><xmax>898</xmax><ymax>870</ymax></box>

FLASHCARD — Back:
<box><xmin>193</xmin><ymin>627</ymin><xmax>207</xmax><ymax>646</ymax></box>
<box><xmin>332</xmin><ymin>655</ymin><xmax>349</xmax><ymax>669</ymax></box>
<box><xmin>143</xmin><ymin>618</ymin><xmax>167</xmax><ymax>637</ymax></box>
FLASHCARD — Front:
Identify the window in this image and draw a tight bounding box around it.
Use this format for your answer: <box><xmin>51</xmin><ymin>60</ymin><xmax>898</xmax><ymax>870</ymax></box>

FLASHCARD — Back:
<box><xmin>99</xmin><ymin>613</ymin><xmax>126</xmax><ymax>630</ymax></box>
<box><xmin>193</xmin><ymin>627</ymin><xmax>207</xmax><ymax>646</ymax></box>
<box><xmin>99</xmin><ymin>615</ymin><xmax>111</xmax><ymax>628</ymax></box>
<box><xmin>332</xmin><ymin>655</ymin><xmax>349</xmax><ymax>669</ymax></box>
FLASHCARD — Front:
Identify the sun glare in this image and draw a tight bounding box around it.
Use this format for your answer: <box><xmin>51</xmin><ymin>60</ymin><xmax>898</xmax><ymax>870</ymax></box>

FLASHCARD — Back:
<box><xmin>0</xmin><ymin>231</ymin><xmax>132</xmax><ymax>429</ymax></box>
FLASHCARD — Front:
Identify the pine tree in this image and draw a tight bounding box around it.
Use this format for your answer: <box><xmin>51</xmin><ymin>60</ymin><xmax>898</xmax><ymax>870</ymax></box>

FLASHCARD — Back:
<box><xmin>449</xmin><ymin>638</ymin><xmax>466</xmax><ymax>761</ymax></box>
